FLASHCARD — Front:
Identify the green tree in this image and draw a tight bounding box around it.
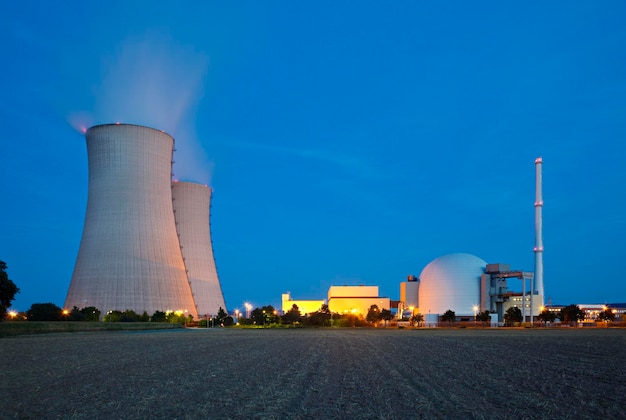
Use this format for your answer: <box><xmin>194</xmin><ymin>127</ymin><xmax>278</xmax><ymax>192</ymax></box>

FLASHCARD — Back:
<box><xmin>166</xmin><ymin>311</ymin><xmax>186</xmax><ymax>325</ymax></box>
<box><xmin>119</xmin><ymin>310</ymin><xmax>139</xmax><ymax>322</ymax></box>
<box><xmin>104</xmin><ymin>310</ymin><xmax>123</xmax><ymax>322</ymax></box>
<box><xmin>27</xmin><ymin>303</ymin><xmax>62</xmax><ymax>321</ymax></box>
<box><xmin>380</xmin><ymin>308</ymin><xmax>394</xmax><ymax>327</ymax></box>
<box><xmin>441</xmin><ymin>309</ymin><xmax>456</xmax><ymax>323</ymax></box>
<box><xmin>537</xmin><ymin>309</ymin><xmax>556</xmax><ymax>324</ymax></box>
<box><xmin>261</xmin><ymin>305</ymin><xmax>278</xmax><ymax>324</ymax></box>
<box><xmin>504</xmin><ymin>307</ymin><xmax>523</xmax><ymax>325</ymax></box>
<box><xmin>307</xmin><ymin>304</ymin><xmax>331</xmax><ymax>327</ymax></box>
<box><xmin>0</xmin><ymin>261</ymin><xmax>20</xmax><ymax>321</ymax></box>
<box><xmin>282</xmin><ymin>304</ymin><xmax>301</xmax><ymax>325</ymax></box>
<box><xmin>366</xmin><ymin>305</ymin><xmax>381</xmax><ymax>324</ymax></box>
<box><xmin>151</xmin><ymin>311</ymin><xmax>167</xmax><ymax>322</ymax></box>
<box><xmin>68</xmin><ymin>306</ymin><xmax>85</xmax><ymax>321</ymax></box>
<box><xmin>81</xmin><ymin>306</ymin><xmax>101</xmax><ymax>322</ymax></box>
<box><xmin>216</xmin><ymin>307</ymin><xmax>228</xmax><ymax>325</ymax></box>
<box><xmin>476</xmin><ymin>311</ymin><xmax>491</xmax><ymax>324</ymax></box>
<box><xmin>559</xmin><ymin>304</ymin><xmax>585</xmax><ymax>325</ymax></box>
<box><xmin>409</xmin><ymin>313</ymin><xmax>423</xmax><ymax>327</ymax></box>
<box><xmin>596</xmin><ymin>308</ymin><xmax>615</xmax><ymax>323</ymax></box>
<box><xmin>250</xmin><ymin>307</ymin><xmax>265</xmax><ymax>325</ymax></box>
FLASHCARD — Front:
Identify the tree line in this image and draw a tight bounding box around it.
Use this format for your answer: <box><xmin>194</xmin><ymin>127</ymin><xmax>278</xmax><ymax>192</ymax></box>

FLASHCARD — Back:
<box><xmin>1</xmin><ymin>260</ymin><xmax>620</xmax><ymax>326</ymax></box>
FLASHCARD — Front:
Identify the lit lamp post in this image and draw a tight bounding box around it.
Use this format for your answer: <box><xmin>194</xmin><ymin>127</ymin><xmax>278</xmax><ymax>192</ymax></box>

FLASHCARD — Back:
<box><xmin>473</xmin><ymin>305</ymin><xmax>478</xmax><ymax>326</ymax></box>
<box><xmin>9</xmin><ymin>310</ymin><xmax>17</xmax><ymax>320</ymax></box>
<box><xmin>245</xmin><ymin>303</ymin><xmax>252</xmax><ymax>319</ymax></box>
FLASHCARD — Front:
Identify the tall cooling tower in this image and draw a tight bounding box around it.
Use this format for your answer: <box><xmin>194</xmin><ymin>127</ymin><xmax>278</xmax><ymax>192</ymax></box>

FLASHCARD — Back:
<box><xmin>65</xmin><ymin>124</ymin><xmax>198</xmax><ymax>318</ymax></box>
<box><xmin>172</xmin><ymin>181</ymin><xmax>226</xmax><ymax>317</ymax></box>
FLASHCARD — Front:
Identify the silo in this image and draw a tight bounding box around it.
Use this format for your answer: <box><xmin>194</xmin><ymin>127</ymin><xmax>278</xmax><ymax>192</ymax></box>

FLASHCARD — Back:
<box><xmin>172</xmin><ymin>181</ymin><xmax>226</xmax><ymax>317</ymax></box>
<box><xmin>65</xmin><ymin>124</ymin><xmax>198</xmax><ymax>318</ymax></box>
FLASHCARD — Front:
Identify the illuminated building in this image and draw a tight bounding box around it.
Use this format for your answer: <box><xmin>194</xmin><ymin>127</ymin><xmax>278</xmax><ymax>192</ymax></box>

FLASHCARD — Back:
<box><xmin>281</xmin><ymin>293</ymin><xmax>324</xmax><ymax>315</ymax></box>
<box><xmin>327</xmin><ymin>285</ymin><xmax>390</xmax><ymax>315</ymax></box>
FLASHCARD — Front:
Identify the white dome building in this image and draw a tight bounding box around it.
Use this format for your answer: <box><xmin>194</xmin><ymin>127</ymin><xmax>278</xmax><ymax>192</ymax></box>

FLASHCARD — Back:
<box><xmin>418</xmin><ymin>253</ymin><xmax>487</xmax><ymax>315</ymax></box>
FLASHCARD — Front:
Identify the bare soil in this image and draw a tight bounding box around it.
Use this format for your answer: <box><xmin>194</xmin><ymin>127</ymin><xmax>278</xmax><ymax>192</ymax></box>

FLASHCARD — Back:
<box><xmin>0</xmin><ymin>328</ymin><xmax>624</xmax><ymax>419</ymax></box>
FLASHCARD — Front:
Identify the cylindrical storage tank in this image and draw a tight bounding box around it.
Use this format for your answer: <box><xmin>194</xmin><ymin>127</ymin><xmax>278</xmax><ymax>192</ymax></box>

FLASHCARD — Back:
<box><xmin>418</xmin><ymin>253</ymin><xmax>486</xmax><ymax>316</ymax></box>
<box><xmin>65</xmin><ymin>124</ymin><xmax>198</xmax><ymax>318</ymax></box>
<box><xmin>172</xmin><ymin>181</ymin><xmax>226</xmax><ymax>317</ymax></box>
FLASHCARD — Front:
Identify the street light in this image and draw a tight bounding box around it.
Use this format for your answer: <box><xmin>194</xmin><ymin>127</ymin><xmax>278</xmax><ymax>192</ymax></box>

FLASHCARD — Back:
<box><xmin>473</xmin><ymin>305</ymin><xmax>478</xmax><ymax>325</ymax></box>
<box><xmin>244</xmin><ymin>303</ymin><xmax>252</xmax><ymax>318</ymax></box>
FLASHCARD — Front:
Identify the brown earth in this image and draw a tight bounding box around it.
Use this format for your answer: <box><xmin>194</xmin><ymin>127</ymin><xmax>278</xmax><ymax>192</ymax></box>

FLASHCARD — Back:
<box><xmin>0</xmin><ymin>328</ymin><xmax>624</xmax><ymax>419</ymax></box>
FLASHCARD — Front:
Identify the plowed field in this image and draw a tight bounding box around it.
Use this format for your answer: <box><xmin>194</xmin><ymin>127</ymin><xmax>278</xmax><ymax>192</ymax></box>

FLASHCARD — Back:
<box><xmin>1</xmin><ymin>328</ymin><xmax>624</xmax><ymax>419</ymax></box>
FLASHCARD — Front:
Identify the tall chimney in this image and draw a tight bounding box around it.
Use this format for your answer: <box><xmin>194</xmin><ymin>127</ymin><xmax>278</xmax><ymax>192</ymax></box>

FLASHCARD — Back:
<box><xmin>534</xmin><ymin>157</ymin><xmax>544</xmax><ymax>304</ymax></box>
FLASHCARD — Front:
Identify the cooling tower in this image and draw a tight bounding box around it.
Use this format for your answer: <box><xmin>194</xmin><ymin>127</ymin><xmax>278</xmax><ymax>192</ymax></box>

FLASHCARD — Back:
<box><xmin>172</xmin><ymin>181</ymin><xmax>226</xmax><ymax>317</ymax></box>
<box><xmin>65</xmin><ymin>124</ymin><xmax>198</xmax><ymax>318</ymax></box>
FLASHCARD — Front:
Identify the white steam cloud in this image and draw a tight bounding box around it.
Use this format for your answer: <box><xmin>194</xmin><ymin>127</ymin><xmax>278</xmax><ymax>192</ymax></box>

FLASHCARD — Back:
<box><xmin>72</xmin><ymin>31</ymin><xmax>213</xmax><ymax>185</ymax></box>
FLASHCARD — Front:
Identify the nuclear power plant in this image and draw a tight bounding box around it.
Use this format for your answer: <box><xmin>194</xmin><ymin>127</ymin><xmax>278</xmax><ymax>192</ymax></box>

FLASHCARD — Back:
<box><xmin>397</xmin><ymin>157</ymin><xmax>546</xmax><ymax>323</ymax></box>
<box><xmin>65</xmin><ymin>123</ymin><xmax>225</xmax><ymax>318</ymax></box>
<box><xmin>285</xmin><ymin>157</ymin><xmax>548</xmax><ymax>324</ymax></box>
<box><xmin>66</xmin><ymin>123</ymin><xmax>544</xmax><ymax>325</ymax></box>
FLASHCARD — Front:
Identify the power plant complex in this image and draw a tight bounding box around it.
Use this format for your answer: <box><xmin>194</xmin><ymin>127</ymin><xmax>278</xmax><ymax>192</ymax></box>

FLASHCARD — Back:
<box><xmin>65</xmin><ymin>124</ymin><xmax>225</xmax><ymax>319</ymax></box>
<box><xmin>65</xmin><ymin>122</ymin><xmax>547</xmax><ymax>323</ymax></box>
<box><xmin>284</xmin><ymin>158</ymin><xmax>548</xmax><ymax>324</ymax></box>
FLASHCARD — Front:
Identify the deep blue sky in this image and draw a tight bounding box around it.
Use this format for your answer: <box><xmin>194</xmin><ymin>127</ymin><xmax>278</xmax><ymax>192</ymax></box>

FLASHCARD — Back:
<box><xmin>2</xmin><ymin>1</ymin><xmax>625</xmax><ymax>314</ymax></box>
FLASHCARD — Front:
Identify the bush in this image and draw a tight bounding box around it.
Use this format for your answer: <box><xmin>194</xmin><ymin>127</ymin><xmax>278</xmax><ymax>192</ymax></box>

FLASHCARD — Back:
<box><xmin>119</xmin><ymin>310</ymin><xmax>139</xmax><ymax>322</ymax></box>
<box><xmin>151</xmin><ymin>311</ymin><xmax>167</xmax><ymax>322</ymax></box>
<box><xmin>27</xmin><ymin>303</ymin><xmax>62</xmax><ymax>321</ymax></box>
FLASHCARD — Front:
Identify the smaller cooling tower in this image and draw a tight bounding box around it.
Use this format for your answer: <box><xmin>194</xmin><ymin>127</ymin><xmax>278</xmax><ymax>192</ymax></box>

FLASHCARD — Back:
<box><xmin>172</xmin><ymin>181</ymin><xmax>226</xmax><ymax>316</ymax></box>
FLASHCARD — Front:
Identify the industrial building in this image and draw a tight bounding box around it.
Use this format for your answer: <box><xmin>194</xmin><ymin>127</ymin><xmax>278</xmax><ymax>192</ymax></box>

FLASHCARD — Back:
<box><xmin>396</xmin><ymin>158</ymin><xmax>546</xmax><ymax>323</ymax></box>
<box><xmin>283</xmin><ymin>286</ymin><xmax>390</xmax><ymax>317</ymax></box>
<box><xmin>65</xmin><ymin>124</ymin><xmax>225</xmax><ymax>318</ymax></box>
<box><xmin>399</xmin><ymin>254</ymin><xmax>543</xmax><ymax>323</ymax></box>
<box><xmin>327</xmin><ymin>285</ymin><xmax>390</xmax><ymax>315</ymax></box>
<box><xmin>281</xmin><ymin>292</ymin><xmax>324</xmax><ymax>315</ymax></box>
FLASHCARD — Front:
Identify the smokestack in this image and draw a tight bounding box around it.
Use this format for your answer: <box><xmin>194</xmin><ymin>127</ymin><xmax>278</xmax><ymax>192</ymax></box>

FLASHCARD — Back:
<box><xmin>534</xmin><ymin>157</ymin><xmax>544</xmax><ymax>304</ymax></box>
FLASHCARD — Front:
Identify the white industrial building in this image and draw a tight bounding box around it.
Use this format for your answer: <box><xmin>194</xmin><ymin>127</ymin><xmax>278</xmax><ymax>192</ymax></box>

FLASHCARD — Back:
<box><xmin>399</xmin><ymin>253</ymin><xmax>543</xmax><ymax>323</ymax></box>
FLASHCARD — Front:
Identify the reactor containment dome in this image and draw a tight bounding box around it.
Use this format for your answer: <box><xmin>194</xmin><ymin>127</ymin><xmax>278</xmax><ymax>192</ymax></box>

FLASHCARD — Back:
<box><xmin>418</xmin><ymin>253</ymin><xmax>487</xmax><ymax>315</ymax></box>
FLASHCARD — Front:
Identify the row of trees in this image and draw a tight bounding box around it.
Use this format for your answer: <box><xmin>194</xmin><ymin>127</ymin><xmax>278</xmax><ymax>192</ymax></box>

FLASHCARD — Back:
<box><xmin>238</xmin><ymin>304</ymin><xmax>332</xmax><ymax>327</ymax></box>
<box><xmin>238</xmin><ymin>304</ymin><xmax>400</xmax><ymax>328</ymax></box>
<box><xmin>434</xmin><ymin>304</ymin><xmax>614</xmax><ymax>327</ymax></box>
<box><xmin>5</xmin><ymin>302</ymin><xmax>234</xmax><ymax>326</ymax></box>
<box><xmin>505</xmin><ymin>304</ymin><xmax>617</xmax><ymax>325</ymax></box>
